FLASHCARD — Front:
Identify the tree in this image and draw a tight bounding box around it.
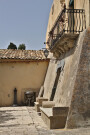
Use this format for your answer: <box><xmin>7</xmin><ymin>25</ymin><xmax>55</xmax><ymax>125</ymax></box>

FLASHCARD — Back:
<box><xmin>7</xmin><ymin>42</ymin><xmax>17</xmax><ymax>49</ymax></box>
<box><xmin>18</xmin><ymin>44</ymin><xmax>26</xmax><ymax>50</ymax></box>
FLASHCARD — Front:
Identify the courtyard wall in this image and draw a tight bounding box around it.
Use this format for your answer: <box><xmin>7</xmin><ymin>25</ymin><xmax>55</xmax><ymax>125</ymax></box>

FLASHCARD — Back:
<box><xmin>0</xmin><ymin>60</ymin><xmax>49</xmax><ymax>106</ymax></box>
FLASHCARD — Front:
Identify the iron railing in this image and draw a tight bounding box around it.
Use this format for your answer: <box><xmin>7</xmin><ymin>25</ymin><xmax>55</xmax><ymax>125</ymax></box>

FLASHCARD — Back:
<box><xmin>47</xmin><ymin>8</ymin><xmax>86</xmax><ymax>48</ymax></box>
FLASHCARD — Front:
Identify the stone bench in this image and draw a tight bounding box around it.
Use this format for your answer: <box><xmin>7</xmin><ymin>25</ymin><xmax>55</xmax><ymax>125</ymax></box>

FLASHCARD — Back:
<box><xmin>34</xmin><ymin>97</ymin><xmax>48</xmax><ymax>112</ymax></box>
<box><xmin>40</xmin><ymin>107</ymin><xmax>69</xmax><ymax>129</ymax></box>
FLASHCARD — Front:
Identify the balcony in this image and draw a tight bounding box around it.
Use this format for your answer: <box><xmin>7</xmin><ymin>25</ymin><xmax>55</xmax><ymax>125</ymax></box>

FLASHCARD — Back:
<box><xmin>47</xmin><ymin>8</ymin><xmax>86</xmax><ymax>58</ymax></box>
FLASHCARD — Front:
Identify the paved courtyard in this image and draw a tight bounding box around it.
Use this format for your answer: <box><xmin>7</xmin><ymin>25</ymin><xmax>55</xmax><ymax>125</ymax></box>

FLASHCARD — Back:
<box><xmin>0</xmin><ymin>107</ymin><xmax>90</xmax><ymax>135</ymax></box>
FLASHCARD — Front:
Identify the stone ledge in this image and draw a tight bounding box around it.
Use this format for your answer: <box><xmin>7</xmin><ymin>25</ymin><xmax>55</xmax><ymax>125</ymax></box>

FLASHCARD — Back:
<box><xmin>40</xmin><ymin>107</ymin><xmax>53</xmax><ymax>117</ymax></box>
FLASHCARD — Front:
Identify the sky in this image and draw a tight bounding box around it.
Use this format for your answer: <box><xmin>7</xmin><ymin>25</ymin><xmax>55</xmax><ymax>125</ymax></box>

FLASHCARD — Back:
<box><xmin>0</xmin><ymin>0</ymin><xmax>53</xmax><ymax>50</ymax></box>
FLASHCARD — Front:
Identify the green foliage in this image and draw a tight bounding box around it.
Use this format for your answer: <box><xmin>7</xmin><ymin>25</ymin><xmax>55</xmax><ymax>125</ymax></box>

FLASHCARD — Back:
<box><xmin>18</xmin><ymin>44</ymin><xmax>26</xmax><ymax>50</ymax></box>
<box><xmin>7</xmin><ymin>42</ymin><xmax>17</xmax><ymax>49</ymax></box>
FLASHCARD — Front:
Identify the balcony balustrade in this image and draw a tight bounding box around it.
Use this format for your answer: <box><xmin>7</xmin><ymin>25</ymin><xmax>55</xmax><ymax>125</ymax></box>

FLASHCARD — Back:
<box><xmin>47</xmin><ymin>8</ymin><xmax>86</xmax><ymax>58</ymax></box>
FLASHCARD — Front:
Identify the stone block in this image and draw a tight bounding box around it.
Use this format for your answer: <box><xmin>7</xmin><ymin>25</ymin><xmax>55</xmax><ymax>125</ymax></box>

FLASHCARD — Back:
<box><xmin>42</xmin><ymin>101</ymin><xmax>55</xmax><ymax>108</ymax></box>
<box><xmin>40</xmin><ymin>107</ymin><xmax>67</xmax><ymax>129</ymax></box>
<box><xmin>34</xmin><ymin>98</ymin><xmax>48</xmax><ymax>112</ymax></box>
<box><xmin>52</xmin><ymin>107</ymin><xmax>69</xmax><ymax>116</ymax></box>
<box><xmin>38</xmin><ymin>98</ymin><xmax>48</xmax><ymax>105</ymax></box>
<box><xmin>34</xmin><ymin>102</ymin><xmax>41</xmax><ymax>112</ymax></box>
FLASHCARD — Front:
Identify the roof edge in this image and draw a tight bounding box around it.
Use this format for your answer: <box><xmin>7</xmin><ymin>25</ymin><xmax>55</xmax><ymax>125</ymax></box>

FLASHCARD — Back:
<box><xmin>0</xmin><ymin>58</ymin><xmax>50</xmax><ymax>63</ymax></box>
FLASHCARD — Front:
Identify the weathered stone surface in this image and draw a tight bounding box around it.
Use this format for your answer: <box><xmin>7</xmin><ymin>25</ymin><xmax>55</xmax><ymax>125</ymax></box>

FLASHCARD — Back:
<box><xmin>43</xmin><ymin>27</ymin><xmax>90</xmax><ymax>129</ymax></box>
<box><xmin>0</xmin><ymin>107</ymin><xmax>51</xmax><ymax>135</ymax></box>
<box><xmin>42</xmin><ymin>101</ymin><xmax>55</xmax><ymax>108</ymax></box>
<box><xmin>51</xmin><ymin>34</ymin><xmax>79</xmax><ymax>58</ymax></box>
<box><xmin>37</xmin><ymin>85</ymin><xmax>44</xmax><ymax>98</ymax></box>
<box><xmin>35</xmin><ymin>97</ymin><xmax>48</xmax><ymax>112</ymax></box>
<box><xmin>40</xmin><ymin>107</ymin><xmax>68</xmax><ymax>129</ymax></box>
<box><xmin>44</xmin><ymin>0</ymin><xmax>90</xmax><ymax>130</ymax></box>
<box><xmin>34</xmin><ymin>102</ymin><xmax>41</xmax><ymax>112</ymax></box>
<box><xmin>36</xmin><ymin>97</ymin><xmax>48</xmax><ymax>103</ymax></box>
<box><xmin>53</xmin><ymin>107</ymin><xmax>69</xmax><ymax>116</ymax></box>
<box><xmin>54</xmin><ymin>29</ymin><xmax>87</xmax><ymax>107</ymax></box>
<box><xmin>66</xmin><ymin>27</ymin><xmax>90</xmax><ymax>128</ymax></box>
<box><xmin>38</xmin><ymin>98</ymin><xmax>48</xmax><ymax>105</ymax></box>
<box><xmin>0</xmin><ymin>107</ymin><xmax>90</xmax><ymax>135</ymax></box>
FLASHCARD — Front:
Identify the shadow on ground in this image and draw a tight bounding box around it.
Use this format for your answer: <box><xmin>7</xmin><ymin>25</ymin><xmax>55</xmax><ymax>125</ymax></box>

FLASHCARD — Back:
<box><xmin>0</xmin><ymin>110</ymin><xmax>16</xmax><ymax>126</ymax></box>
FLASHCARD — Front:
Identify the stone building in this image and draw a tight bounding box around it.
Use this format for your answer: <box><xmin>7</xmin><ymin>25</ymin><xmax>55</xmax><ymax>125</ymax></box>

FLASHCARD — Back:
<box><xmin>0</xmin><ymin>49</ymin><xmax>49</xmax><ymax>107</ymax></box>
<box><xmin>39</xmin><ymin>0</ymin><xmax>90</xmax><ymax>129</ymax></box>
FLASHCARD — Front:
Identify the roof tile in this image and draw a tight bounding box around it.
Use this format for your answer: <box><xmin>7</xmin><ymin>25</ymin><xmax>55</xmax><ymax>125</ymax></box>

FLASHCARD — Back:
<box><xmin>0</xmin><ymin>49</ymin><xmax>47</xmax><ymax>61</ymax></box>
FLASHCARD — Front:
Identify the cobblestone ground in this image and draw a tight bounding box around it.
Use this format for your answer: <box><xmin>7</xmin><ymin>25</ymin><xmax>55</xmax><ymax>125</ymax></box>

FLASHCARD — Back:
<box><xmin>0</xmin><ymin>107</ymin><xmax>90</xmax><ymax>135</ymax></box>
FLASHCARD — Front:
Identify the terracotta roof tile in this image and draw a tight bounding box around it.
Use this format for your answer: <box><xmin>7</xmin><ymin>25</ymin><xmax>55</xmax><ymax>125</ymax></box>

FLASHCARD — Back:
<box><xmin>0</xmin><ymin>49</ymin><xmax>48</xmax><ymax>61</ymax></box>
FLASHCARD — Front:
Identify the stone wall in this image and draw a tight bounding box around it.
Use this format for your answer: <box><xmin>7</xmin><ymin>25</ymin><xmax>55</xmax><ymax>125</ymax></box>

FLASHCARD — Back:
<box><xmin>54</xmin><ymin>30</ymin><xmax>86</xmax><ymax>107</ymax></box>
<box><xmin>66</xmin><ymin>27</ymin><xmax>90</xmax><ymax>128</ymax></box>
<box><xmin>43</xmin><ymin>0</ymin><xmax>90</xmax><ymax>129</ymax></box>
<box><xmin>44</xmin><ymin>28</ymin><xmax>87</xmax><ymax>105</ymax></box>
<box><xmin>43</xmin><ymin>27</ymin><xmax>90</xmax><ymax>128</ymax></box>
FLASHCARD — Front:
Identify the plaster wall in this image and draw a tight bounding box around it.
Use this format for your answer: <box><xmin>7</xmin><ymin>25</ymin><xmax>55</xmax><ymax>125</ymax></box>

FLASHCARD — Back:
<box><xmin>46</xmin><ymin>0</ymin><xmax>62</xmax><ymax>47</ymax></box>
<box><xmin>0</xmin><ymin>61</ymin><xmax>49</xmax><ymax>106</ymax></box>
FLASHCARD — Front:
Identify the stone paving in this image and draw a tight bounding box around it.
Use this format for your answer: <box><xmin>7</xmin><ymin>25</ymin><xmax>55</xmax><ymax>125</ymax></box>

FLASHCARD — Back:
<box><xmin>0</xmin><ymin>107</ymin><xmax>90</xmax><ymax>135</ymax></box>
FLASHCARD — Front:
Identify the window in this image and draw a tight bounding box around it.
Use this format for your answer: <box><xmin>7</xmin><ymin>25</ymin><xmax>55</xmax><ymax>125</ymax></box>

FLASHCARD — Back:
<box><xmin>69</xmin><ymin>0</ymin><xmax>74</xmax><ymax>7</ymax></box>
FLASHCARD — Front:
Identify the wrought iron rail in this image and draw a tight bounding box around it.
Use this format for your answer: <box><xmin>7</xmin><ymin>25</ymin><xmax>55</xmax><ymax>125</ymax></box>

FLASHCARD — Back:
<box><xmin>47</xmin><ymin>8</ymin><xmax>86</xmax><ymax>48</ymax></box>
